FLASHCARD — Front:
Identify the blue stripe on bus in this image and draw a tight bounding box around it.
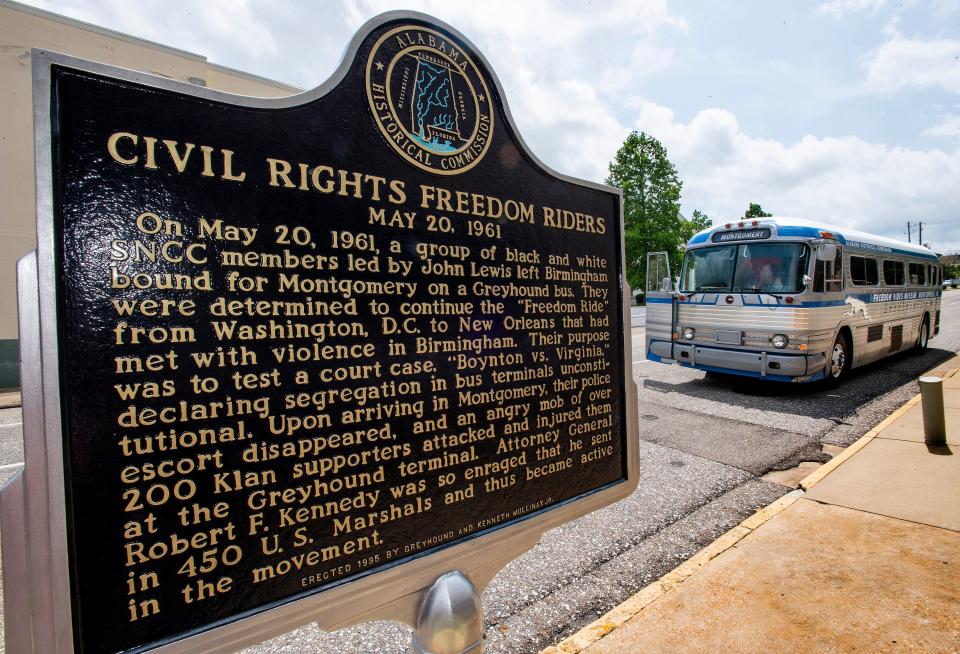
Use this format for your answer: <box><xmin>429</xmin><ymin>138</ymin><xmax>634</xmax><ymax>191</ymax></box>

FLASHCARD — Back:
<box><xmin>674</xmin><ymin>291</ymin><xmax>941</xmax><ymax>307</ymax></box>
<box><xmin>646</xmin><ymin>297</ymin><xmax>673</xmax><ymax>304</ymax></box>
<box><xmin>688</xmin><ymin>226</ymin><xmax>938</xmax><ymax>261</ymax></box>
<box><xmin>688</xmin><ymin>225</ymin><xmax>828</xmax><ymax>244</ymax></box>
<box><xmin>775</xmin><ymin>226</ymin><xmax>839</xmax><ymax>240</ymax></box>
<box><xmin>680</xmin><ymin>362</ymin><xmax>812</xmax><ymax>383</ymax></box>
<box><xmin>645</xmin><ymin>341</ymin><xmax>827</xmax><ymax>382</ymax></box>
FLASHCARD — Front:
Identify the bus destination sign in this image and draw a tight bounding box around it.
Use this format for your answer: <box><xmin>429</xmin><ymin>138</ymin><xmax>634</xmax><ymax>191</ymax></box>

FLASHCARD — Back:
<box><xmin>711</xmin><ymin>228</ymin><xmax>772</xmax><ymax>243</ymax></box>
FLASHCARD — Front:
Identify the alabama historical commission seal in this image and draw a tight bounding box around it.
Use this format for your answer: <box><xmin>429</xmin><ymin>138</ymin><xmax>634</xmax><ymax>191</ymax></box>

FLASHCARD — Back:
<box><xmin>366</xmin><ymin>25</ymin><xmax>494</xmax><ymax>175</ymax></box>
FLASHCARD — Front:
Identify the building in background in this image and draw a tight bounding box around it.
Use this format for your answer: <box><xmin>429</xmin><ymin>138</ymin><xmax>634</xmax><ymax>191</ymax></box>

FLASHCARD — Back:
<box><xmin>0</xmin><ymin>0</ymin><xmax>299</xmax><ymax>387</ymax></box>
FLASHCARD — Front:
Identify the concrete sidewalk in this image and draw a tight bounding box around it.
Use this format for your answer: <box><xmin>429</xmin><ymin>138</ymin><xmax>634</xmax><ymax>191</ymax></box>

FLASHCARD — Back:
<box><xmin>544</xmin><ymin>357</ymin><xmax>960</xmax><ymax>654</ymax></box>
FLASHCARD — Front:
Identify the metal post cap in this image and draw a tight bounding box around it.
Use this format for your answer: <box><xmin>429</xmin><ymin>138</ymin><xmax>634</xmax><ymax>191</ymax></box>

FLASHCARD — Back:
<box><xmin>413</xmin><ymin>571</ymin><xmax>483</xmax><ymax>654</ymax></box>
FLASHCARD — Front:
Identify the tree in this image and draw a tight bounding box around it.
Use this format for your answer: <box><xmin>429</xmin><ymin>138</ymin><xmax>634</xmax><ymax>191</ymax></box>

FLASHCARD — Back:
<box><xmin>606</xmin><ymin>131</ymin><xmax>706</xmax><ymax>291</ymax></box>
<box><xmin>690</xmin><ymin>209</ymin><xmax>712</xmax><ymax>232</ymax></box>
<box><xmin>744</xmin><ymin>203</ymin><xmax>772</xmax><ymax>218</ymax></box>
<box><xmin>943</xmin><ymin>259</ymin><xmax>960</xmax><ymax>280</ymax></box>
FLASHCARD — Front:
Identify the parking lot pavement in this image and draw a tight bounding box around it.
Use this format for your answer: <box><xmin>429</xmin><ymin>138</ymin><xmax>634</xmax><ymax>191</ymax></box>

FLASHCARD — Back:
<box><xmin>631</xmin><ymin>296</ymin><xmax>960</xmax><ymax>448</ymax></box>
<box><xmin>636</xmin><ymin>403</ymin><xmax>828</xmax><ymax>477</ymax></box>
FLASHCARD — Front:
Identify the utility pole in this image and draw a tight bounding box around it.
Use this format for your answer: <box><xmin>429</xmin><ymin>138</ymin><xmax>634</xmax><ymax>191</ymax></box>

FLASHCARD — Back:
<box><xmin>906</xmin><ymin>221</ymin><xmax>925</xmax><ymax>245</ymax></box>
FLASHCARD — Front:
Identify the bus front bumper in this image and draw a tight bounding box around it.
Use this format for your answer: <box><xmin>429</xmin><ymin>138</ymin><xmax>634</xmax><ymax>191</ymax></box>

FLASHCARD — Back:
<box><xmin>646</xmin><ymin>340</ymin><xmax>828</xmax><ymax>382</ymax></box>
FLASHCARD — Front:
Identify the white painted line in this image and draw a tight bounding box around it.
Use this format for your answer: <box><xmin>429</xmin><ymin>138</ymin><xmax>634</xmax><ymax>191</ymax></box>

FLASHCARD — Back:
<box><xmin>0</xmin><ymin>462</ymin><xmax>24</xmax><ymax>472</ymax></box>
<box><xmin>632</xmin><ymin>359</ymin><xmax>653</xmax><ymax>364</ymax></box>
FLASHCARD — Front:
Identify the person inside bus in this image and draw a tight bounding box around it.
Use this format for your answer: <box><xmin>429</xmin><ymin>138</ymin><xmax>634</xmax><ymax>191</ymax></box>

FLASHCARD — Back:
<box><xmin>760</xmin><ymin>264</ymin><xmax>786</xmax><ymax>291</ymax></box>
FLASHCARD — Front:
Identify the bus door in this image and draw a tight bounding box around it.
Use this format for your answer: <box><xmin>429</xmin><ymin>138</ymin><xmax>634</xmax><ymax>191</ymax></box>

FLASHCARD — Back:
<box><xmin>644</xmin><ymin>251</ymin><xmax>676</xmax><ymax>361</ymax></box>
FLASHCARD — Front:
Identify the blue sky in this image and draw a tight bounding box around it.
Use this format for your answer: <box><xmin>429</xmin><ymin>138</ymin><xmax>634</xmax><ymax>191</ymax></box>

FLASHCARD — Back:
<box><xmin>21</xmin><ymin>0</ymin><xmax>960</xmax><ymax>251</ymax></box>
<box><xmin>649</xmin><ymin>2</ymin><xmax>958</xmax><ymax>148</ymax></box>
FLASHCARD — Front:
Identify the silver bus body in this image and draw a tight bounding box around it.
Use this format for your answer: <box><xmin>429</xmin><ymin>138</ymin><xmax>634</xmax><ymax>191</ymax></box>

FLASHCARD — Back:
<box><xmin>646</xmin><ymin>217</ymin><xmax>942</xmax><ymax>383</ymax></box>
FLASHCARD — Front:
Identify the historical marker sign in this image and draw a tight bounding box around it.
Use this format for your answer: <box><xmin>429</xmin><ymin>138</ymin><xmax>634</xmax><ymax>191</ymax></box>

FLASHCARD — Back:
<box><xmin>8</xmin><ymin>11</ymin><xmax>638</xmax><ymax>654</ymax></box>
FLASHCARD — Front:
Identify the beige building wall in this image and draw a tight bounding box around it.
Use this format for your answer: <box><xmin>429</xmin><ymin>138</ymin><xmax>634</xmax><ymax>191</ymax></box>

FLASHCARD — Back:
<box><xmin>0</xmin><ymin>0</ymin><xmax>299</xmax><ymax>385</ymax></box>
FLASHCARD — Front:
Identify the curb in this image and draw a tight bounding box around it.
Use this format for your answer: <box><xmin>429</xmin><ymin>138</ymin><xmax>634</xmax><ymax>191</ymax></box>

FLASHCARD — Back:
<box><xmin>540</xmin><ymin>368</ymin><xmax>958</xmax><ymax>654</ymax></box>
<box><xmin>539</xmin><ymin>489</ymin><xmax>803</xmax><ymax>654</ymax></box>
<box><xmin>798</xmin><ymin>391</ymin><xmax>921</xmax><ymax>491</ymax></box>
<box><xmin>0</xmin><ymin>390</ymin><xmax>21</xmax><ymax>410</ymax></box>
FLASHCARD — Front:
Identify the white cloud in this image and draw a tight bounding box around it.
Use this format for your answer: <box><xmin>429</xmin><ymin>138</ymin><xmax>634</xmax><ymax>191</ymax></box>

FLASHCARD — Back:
<box><xmin>864</xmin><ymin>23</ymin><xmax>960</xmax><ymax>94</ymax></box>
<box><xmin>924</xmin><ymin>114</ymin><xmax>960</xmax><ymax>138</ymax></box>
<box><xmin>631</xmin><ymin>100</ymin><xmax>960</xmax><ymax>251</ymax></box>
<box><xmin>340</xmin><ymin>0</ymin><xmax>687</xmax><ymax>98</ymax></box>
<box><xmin>509</xmin><ymin>78</ymin><xmax>630</xmax><ymax>181</ymax></box>
<box><xmin>29</xmin><ymin>0</ymin><xmax>279</xmax><ymax>59</ymax></box>
<box><xmin>818</xmin><ymin>0</ymin><xmax>888</xmax><ymax>19</ymax></box>
<box><xmin>488</xmin><ymin>65</ymin><xmax>960</xmax><ymax>251</ymax></box>
<box><xmin>344</xmin><ymin>0</ymin><xmax>687</xmax><ymax>44</ymax></box>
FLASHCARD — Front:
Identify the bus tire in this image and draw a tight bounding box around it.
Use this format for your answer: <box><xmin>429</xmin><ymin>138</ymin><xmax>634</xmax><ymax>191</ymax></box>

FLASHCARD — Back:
<box><xmin>823</xmin><ymin>332</ymin><xmax>850</xmax><ymax>388</ymax></box>
<box><xmin>914</xmin><ymin>317</ymin><xmax>930</xmax><ymax>353</ymax></box>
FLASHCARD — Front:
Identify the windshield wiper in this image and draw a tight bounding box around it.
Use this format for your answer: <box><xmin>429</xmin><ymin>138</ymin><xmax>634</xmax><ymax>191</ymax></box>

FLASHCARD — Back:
<box><xmin>737</xmin><ymin>288</ymin><xmax>784</xmax><ymax>302</ymax></box>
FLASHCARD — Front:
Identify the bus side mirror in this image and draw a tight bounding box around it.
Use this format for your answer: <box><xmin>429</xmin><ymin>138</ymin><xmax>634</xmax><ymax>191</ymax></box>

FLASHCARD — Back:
<box><xmin>817</xmin><ymin>244</ymin><xmax>837</xmax><ymax>261</ymax></box>
<box><xmin>802</xmin><ymin>274</ymin><xmax>812</xmax><ymax>287</ymax></box>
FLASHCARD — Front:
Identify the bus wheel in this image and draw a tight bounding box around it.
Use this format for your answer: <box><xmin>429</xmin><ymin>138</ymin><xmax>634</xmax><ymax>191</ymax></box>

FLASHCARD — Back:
<box><xmin>914</xmin><ymin>319</ymin><xmax>929</xmax><ymax>353</ymax></box>
<box><xmin>824</xmin><ymin>333</ymin><xmax>850</xmax><ymax>388</ymax></box>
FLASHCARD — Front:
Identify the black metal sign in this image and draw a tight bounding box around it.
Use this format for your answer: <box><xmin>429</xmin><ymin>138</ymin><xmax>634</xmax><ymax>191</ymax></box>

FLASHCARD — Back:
<box><xmin>38</xmin><ymin>13</ymin><xmax>629</xmax><ymax>654</ymax></box>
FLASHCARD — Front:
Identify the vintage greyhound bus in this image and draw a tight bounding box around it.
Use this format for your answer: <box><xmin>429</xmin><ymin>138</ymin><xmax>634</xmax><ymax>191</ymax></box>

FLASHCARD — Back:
<box><xmin>645</xmin><ymin>217</ymin><xmax>942</xmax><ymax>384</ymax></box>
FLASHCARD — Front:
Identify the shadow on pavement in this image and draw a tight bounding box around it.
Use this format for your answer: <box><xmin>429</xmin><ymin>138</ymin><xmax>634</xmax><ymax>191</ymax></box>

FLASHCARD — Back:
<box><xmin>642</xmin><ymin>347</ymin><xmax>956</xmax><ymax>421</ymax></box>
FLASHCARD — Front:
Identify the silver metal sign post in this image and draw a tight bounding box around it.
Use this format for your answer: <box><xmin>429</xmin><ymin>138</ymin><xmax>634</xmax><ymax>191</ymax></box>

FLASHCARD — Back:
<box><xmin>2</xmin><ymin>250</ymin><xmax>70</xmax><ymax>654</ymax></box>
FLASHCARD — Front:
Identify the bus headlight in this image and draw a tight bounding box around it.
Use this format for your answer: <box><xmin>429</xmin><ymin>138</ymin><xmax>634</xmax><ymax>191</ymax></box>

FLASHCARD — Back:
<box><xmin>682</xmin><ymin>327</ymin><xmax>695</xmax><ymax>340</ymax></box>
<box><xmin>771</xmin><ymin>334</ymin><xmax>788</xmax><ymax>349</ymax></box>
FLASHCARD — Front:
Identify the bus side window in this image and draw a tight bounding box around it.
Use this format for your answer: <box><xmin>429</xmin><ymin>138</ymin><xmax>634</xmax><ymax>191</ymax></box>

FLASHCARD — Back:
<box><xmin>909</xmin><ymin>262</ymin><xmax>925</xmax><ymax>286</ymax></box>
<box><xmin>883</xmin><ymin>259</ymin><xmax>905</xmax><ymax>286</ymax></box>
<box><xmin>815</xmin><ymin>247</ymin><xmax>843</xmax><ymax>292</ymax></box>
<box><xmin>850</xmin><ymin>256</ymin><xmax>879</xmax><ymax>286</ymax></box>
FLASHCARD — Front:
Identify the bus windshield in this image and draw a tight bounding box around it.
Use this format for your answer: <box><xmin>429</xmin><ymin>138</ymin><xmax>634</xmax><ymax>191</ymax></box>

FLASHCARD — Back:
<box><xmin>680</xmin><ymin>243</ymin><xmax>809</xmax><ymax>293</ymax></box>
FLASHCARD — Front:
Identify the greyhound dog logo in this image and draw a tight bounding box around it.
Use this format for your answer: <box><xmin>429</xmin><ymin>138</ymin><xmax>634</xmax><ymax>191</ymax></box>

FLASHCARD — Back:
<box><xmin>366</xmin><ymin>25</ymin><xmax>494</xmax><ymax>175</ymax></box>
<box><xmin>844</xmin><ymin>296</ymin><xmax>870</xmax><ymax>319</ymax></box>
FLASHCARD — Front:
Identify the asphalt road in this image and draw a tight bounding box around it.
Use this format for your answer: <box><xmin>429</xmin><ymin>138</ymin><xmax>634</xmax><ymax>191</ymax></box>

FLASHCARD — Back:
<box><xmin>1</xmin><ymin>292</ymin><xmax>957</xmax><ymax>653</ymax></box>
